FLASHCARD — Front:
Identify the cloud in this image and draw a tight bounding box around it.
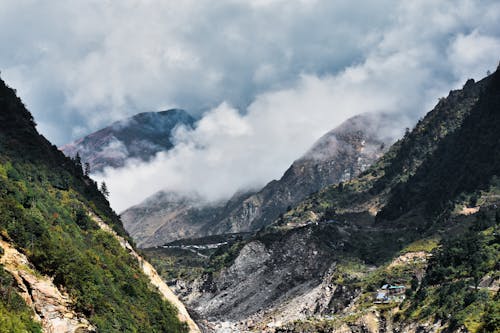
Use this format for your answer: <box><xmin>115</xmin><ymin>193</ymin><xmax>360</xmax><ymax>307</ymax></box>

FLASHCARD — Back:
<box><xmin>2</xmin><ymin>1</ymin><xmax>497</xmax><ymax>145</ymax></box>
<box><xmin>98</xmin><ymin>22</ymin><xmax>500</xmax><ymax>212</ymax></box>
<box><xmin>0</xmin><ymin>0</ymin><xmax>396</xmax><ymax>144</ymax></box>
<box><xmin>1</xmin><ymin>1</ymin><xmax>500</xmax><ymax>212</ymax></box>
<box><xmin>95</xmin><ymin>62</ymin><xmax>412</xmax><ymax>211</ymax></box>
<box><xmin>448</xmin><ymin>30</ymin><xmax>500</xmax><ymax>80</ymax></box>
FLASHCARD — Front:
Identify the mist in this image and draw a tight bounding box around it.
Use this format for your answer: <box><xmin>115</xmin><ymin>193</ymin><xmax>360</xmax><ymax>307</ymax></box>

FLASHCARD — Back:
<box><xmin>97</xmin><ymin>42</ymin><xmax>499</xmax><ymax>213</ymax></box>
<box><xmin>1</xmin><ymin>1</ymin><xmax>498</xmax><ymax>212</ymax></box>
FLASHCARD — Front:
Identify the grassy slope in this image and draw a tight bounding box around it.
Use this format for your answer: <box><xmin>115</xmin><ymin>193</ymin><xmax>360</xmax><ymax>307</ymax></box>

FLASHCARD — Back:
<box><xmin>0</xmin><ymin>77</ymin><xmax>188</xmax><ymax>332</ymax></box>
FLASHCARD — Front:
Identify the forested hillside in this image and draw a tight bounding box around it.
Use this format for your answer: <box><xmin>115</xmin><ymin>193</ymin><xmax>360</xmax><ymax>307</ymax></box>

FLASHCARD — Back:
<box><xmin>0</xmin><ymin>77</ymin><xmax>190</xmax><ymax>332</ymax></box>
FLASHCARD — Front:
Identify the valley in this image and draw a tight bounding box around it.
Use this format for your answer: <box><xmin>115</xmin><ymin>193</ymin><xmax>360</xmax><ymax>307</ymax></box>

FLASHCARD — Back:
<box><xmin>1</xmin><ymin>66</ymin><xmax>498</xmax><ymax>332</ymax></box>
<box><xmin>1</xmin><ymin>3</ymin><xmax>499</xmax><ymax>333</ymax></box>
<box><xmin>43</xmin><ymin>66</ymin><xmax>500</xmax><ymax>332</ymax></box>
<box><xmin>137</xmin><ymin>69</ymin><xmax>500</xmax><ymax>332</ymax></box>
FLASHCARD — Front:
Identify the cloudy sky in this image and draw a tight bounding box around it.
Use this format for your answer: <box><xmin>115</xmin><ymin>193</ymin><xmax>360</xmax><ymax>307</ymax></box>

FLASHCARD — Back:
<box><xmin>1</xmin><ymin>0</ymin><xmax>500</xmax><ymax>211</ymax></box>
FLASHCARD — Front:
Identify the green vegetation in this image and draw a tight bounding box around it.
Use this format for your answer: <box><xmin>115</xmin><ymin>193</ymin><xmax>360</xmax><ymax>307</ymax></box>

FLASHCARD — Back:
<box><xmin>206</xmin><ymin>240</ymin><xmax>245</xmax><ymax>273</ymax></box>
<box><xmin>399</xmin><ymin>237</ymin><xmax>439</xmax><ymax>254</ymax></box>
<box><xmin>0</xmin><ymin>77</ymin><xmax>188</xmax><ymax>332</ymax></box>
<box><xmin>405</xmin><ymin>214</ymin><xmax>499</xmax><ymax>332</ymax></box>
<box><xmin>276</xmin><ymin>209</ymin><xmax>499</xmax><ymax>333</ymax></box>
<box><xmin>0</xmin><ymin>265</ymin><xmax>42</xmax><ymax>333</ymax></box>
<box><xmin>144</xmin><ymin>247</ymin><xmax>206</xmax><ymax>282</ymax></box>
<box><xmin>379</xmin><ymin>72</ymin><xmax>500</xmax><ymax>221</ymax></box>
<box><xmin>279</xmin><ymin>74</ymin><xmax>492</xmax><ymax>228</ymax></box>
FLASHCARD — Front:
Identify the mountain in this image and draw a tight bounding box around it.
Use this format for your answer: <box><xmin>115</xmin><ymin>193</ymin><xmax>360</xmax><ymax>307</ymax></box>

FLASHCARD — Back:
<box><xmin>60</xmin><ymin>109</ymin><xmax>195</xmax><ymax>172</ymax></box>
<box><xmin>157</xmin><ymin>69</ymin><xmax>500</xmax><ymax>332</ymax></box>
<box><xmin>121</xmin><ymin>112</ymin><xmax>395</xmax><ymax>247</ymax></box>
<box><xmin>0</xmin><ymin>77</ymin><xmax>198</xmax><ymax>332</ymax></box>
<box><xmin>210</xmin><ymin>112</ymin><xmax>397</xmax><ymax>233</ymax></box>
<box><xmin>121</xmin><ymin>190</ymin><xmax>256</xmax><ymax>248</ymax></box>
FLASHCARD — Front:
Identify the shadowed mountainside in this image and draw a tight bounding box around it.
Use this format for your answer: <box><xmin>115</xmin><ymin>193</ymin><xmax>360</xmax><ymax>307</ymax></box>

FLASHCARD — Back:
<box><xmin>60</xmin><ymin>109</ymin><xmax>195</xmax><ymax>172</ymax></box>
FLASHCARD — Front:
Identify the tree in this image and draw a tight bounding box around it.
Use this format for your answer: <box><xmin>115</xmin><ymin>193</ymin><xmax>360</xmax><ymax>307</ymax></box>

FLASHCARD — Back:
<box><xmin>74</xmin><ymin>152</ymin><xmax>82</xmax><ymax>172</ymax></box>
<box><xmin>100</xmin><ymin>181</ymin><xmax>109</xmax><ymax>198</ymax></box>
<box><xmin>83</xmin><ymin>163</ymin><xmax>91</xmax><ymax>176</ymax></box>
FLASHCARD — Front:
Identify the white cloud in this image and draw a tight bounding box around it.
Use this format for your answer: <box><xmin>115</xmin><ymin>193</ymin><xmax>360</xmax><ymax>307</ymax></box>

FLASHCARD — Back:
<box><xmin>448</xmin><ymin>30</ymin><xmax>500</xmax><ymax>81</ymax></box>
<box><xmin>95</xmin><ymin>63</ymin><xmax>407</xmax><ymax>211</ymax></box>
<box><xmin>1</xmin><ymin>1</ymin><xmax>499</xmax><ymax>212</ymax></box>
<box><xmin>0</xmin><ymin>0</ymin><xmax>395</xmax><ymax>144</ymax></box>
<box><xmin>98</xmin><ymin>22</ymin><xmax>500</xmax><ymax>212</ymax></box>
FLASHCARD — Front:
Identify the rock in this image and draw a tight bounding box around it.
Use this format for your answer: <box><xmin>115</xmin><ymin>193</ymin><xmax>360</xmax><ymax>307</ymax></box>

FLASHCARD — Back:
<box><xmin>0</xmin><ymin>239</ymin><xmax>95</xmax><ymax>333</ymax></box>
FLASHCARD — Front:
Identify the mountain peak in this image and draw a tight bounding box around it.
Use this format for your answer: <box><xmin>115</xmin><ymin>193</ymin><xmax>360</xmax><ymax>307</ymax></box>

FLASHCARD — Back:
<box><xmin>60</xmin><ymin>109</ymin><xmax>196</xmax><ymax>172</ymax></box>
<box><xmin>121</xmin><ymin>112</ymin><xmax>393</xmax><ymax>247</ymax></box>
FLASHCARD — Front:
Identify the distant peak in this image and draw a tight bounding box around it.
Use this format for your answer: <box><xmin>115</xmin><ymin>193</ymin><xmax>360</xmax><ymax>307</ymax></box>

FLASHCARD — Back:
<box><xmin>158</xmin><ymin>108</ymin><xmax>189</xmax><ymax>114</ymax></box>
<box><xmin>135</xmin><ymin>108</ymin><xmax>189</xmax><ymax>117</ymax></box>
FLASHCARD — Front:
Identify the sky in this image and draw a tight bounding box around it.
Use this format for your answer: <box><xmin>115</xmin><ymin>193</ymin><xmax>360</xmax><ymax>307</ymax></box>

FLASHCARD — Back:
<box><xmin>1</xmin><ymin>0</ymin><xmax>500</xmax><ymax>211</ymax></box>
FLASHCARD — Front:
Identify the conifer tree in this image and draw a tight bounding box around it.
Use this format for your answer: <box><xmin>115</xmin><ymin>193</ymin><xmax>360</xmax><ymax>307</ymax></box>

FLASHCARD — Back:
<box><xmin>84</xmin><ymin>162</ymin><xmax>91</xmax><ymax>176</ymax></box>
<box><xmin>100</xmin><ymin>181</ymin><xmax>110</xmax><ymax>198</ymax></box>
<box><xmin>74</xmin><ymin>152</ymin><xmax>82</xmax><ymax>172</ymax></box>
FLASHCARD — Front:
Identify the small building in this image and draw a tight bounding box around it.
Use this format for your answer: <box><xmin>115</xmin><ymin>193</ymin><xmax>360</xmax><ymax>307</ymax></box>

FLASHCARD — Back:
<box><xmin>388</xmin><ymin>285</ymin><xmax>406</xmax><ymax>295</ymax></box>
<box><xmin>374</xmin><ymin>291</ymin><xmax>389</xmax><ymax>304</ymax></box>
<box><xmin>374</xmin><ymin>284</ymin><xmax>406</xmax><ymax>304</ymax></box>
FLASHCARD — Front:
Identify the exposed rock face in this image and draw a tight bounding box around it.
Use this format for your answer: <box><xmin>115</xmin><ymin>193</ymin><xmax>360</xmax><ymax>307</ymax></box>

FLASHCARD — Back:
<box><xmin>122</xmin><ymin>113</ymin><xmax>396</xmax><ymax>247</ymax></box>
<box><xmin>178</xmin><ymin>228</ymin><xmax>455</xmax><ymax>333</ymax></box>
<box><xmin>60</xmin><ymin>109</ymin><xmax>195</xmax><ymax>172</ymax></box>
<box><xmin>0</xmin><ymin>239</ymin><xmax>95</xmax><ymax>333</ymax></box>
<box><xmin>209</xmin><ymin>112</ymin><xmax>396</xmax><ymax>234</ymax></box>
<box><xmin>176</xmin><ymin>223</ymin><xmax>362</xmax><ymax>331</ymax></box>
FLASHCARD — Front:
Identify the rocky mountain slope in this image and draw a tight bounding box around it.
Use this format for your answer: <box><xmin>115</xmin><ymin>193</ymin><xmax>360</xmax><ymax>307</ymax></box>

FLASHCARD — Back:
<box><xmin>163</xmin><ymin>68</ymin><xmax>500</xmax><ymax>332</ymax></box>
<box><xmin>122</xmin><ymin>112</ymin><xmax>394</xmax><ymax>247</ymax></box>
<box><xmin>60</xmin><ymin>109</ymin><xmax>195</xmax><ymax>172</ymax></box>
<box><xmin>0</xmin><ymin>238</ymin><xmax>94</xmax><ymax>332</ymax></box>
<box><xmin>0</xmin><ymin>76</ymin><xmax>198</xmax><ymax>332</ymax></box>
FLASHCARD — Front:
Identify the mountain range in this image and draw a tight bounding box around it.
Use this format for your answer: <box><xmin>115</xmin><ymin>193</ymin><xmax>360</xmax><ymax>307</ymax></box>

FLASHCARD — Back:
<box><xmin>121</xmin><ymin>112</ymin><xmax>396</xmax><ymax>247</ymax></box>
<box><xmin>26</xmin><ymin>64</ymin><xmax>500</xmax><ymax>333</ymax></box>
<box><xmin>154</xmin><ymin>68</ymin><xmax>500</xmax><ymax>332</ymax></box>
